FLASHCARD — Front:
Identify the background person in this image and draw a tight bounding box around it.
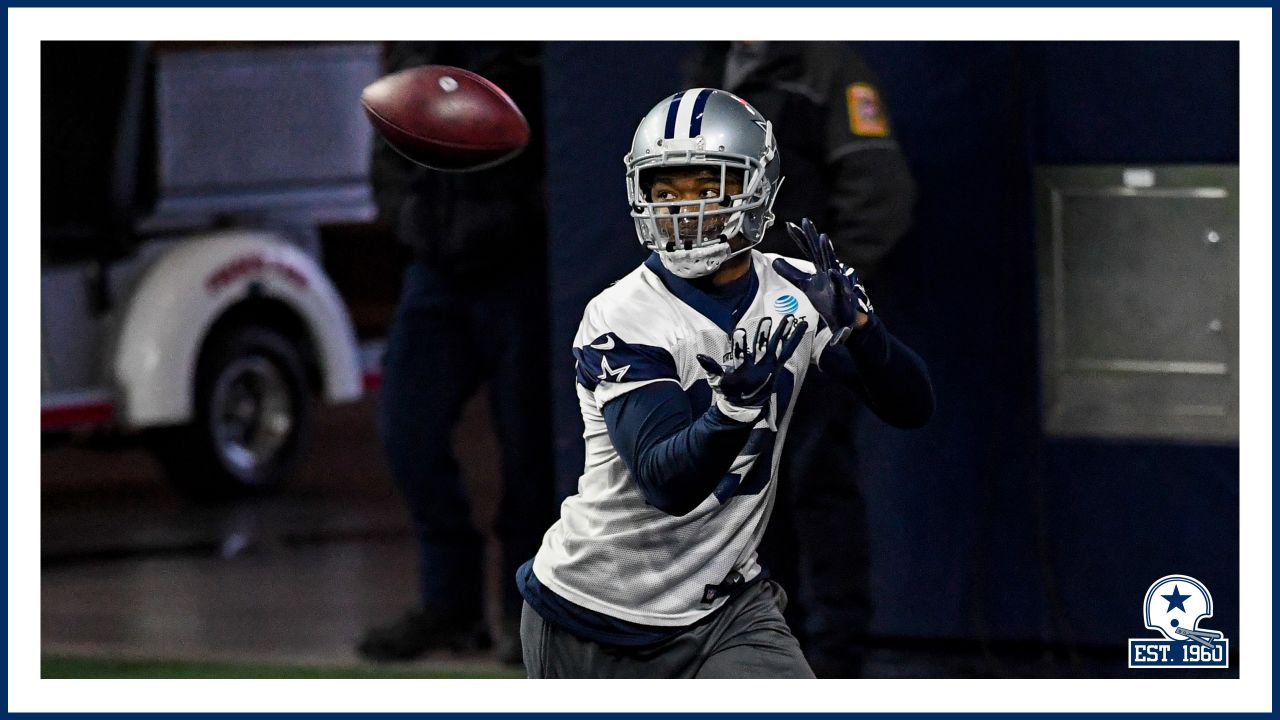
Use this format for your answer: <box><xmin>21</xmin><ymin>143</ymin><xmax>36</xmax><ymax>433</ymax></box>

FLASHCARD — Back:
<box><xmin>359</xmin><ymin>41</ymin><xmax>556</xmax><ymax>664</ymax></box>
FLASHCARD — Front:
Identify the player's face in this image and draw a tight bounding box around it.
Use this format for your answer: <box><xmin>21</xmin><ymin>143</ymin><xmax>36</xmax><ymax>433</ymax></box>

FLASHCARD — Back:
<box><xmin>648</xmin><ymin>167</ymin><xmax>744</xmax><ymax>246</ymax></box>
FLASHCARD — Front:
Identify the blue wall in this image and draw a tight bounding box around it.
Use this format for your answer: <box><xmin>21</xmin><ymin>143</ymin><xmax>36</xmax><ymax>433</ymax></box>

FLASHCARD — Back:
<box><xmin>543</xmin><ymin>41</ymin><xmax>689</xmax><ymax>492</ymax></box>
<box><xmin>543</xmin><ymin>41</ymin><xmax>1239</xmax><ymax>654</ymax></box>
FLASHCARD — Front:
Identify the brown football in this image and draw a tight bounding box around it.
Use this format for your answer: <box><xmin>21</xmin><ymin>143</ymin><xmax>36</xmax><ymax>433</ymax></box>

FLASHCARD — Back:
<box><xmin>361</xmin><ymin>64</ymin><xmax>530</xmax><ymax>171</ymax></box>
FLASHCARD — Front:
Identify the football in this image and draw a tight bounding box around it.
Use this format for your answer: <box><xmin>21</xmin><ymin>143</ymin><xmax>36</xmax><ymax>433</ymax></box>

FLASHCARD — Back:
<box><xmin>360</xmin><ymin>64</ymin><xmax>530</xmax><ymax>172</ymax></box>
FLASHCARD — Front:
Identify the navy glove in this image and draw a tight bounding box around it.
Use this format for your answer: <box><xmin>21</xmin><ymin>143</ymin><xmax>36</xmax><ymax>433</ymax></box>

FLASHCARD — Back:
<box><xmin>773</xmin><ymin>218</ymin><xmax>873</xmax><ymax>346</ymax></box>
<box><xmin>696</xmin><ymin>315</ymin><xmax>807</xmax><ymax>423</ymax></box>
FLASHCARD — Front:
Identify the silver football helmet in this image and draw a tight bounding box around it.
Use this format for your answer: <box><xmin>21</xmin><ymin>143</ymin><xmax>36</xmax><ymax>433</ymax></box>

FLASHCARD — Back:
<box><xmin>624</xmin><ymin>88</ymin><xmax>783</xmax><ymax>278</ymax></box>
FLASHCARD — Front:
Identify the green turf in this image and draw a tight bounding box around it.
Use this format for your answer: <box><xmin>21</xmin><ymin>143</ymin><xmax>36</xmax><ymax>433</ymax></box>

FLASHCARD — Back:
<box><xmin>41</xmin><ymin>655</ymin><xmax>525</xmax><ymax>679</ymax></box>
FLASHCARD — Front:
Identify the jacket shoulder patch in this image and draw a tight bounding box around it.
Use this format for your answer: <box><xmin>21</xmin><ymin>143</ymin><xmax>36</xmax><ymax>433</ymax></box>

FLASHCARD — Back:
<box><xmin>846</xmin><ymin>82</ymin><xmax>889</xmax><ymax>138</ymax></box>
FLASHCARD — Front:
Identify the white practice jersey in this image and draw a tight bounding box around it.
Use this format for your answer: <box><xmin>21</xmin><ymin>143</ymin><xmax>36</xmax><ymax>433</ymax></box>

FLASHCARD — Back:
<box><xmin>532</xmin><ymin>250</ymin><xmax>835</xmax><ymax>626</ymax></box>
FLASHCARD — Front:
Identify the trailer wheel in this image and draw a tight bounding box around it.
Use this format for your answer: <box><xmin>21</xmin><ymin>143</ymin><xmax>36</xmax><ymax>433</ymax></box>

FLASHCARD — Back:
<box><xmin>154</xmin><ymin>325</ymin><xmax>314</xmax><ymax>499</ymax></box>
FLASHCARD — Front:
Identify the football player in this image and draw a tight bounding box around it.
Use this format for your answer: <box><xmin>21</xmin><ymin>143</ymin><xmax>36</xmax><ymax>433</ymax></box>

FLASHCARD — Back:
<box><xmin>516</xmin><ymin>88</ymin><xmax>933</xmax><ymax>678</ymax></box>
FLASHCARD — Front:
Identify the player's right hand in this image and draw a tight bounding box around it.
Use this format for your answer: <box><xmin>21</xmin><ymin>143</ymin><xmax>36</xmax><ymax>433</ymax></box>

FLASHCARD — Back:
<box><xmin>696</xmin><ymin>314</ymin><xmax>807</xmax><ymax>422</ymax></box>
<box><xmin>775</xmin><ymin>217</ymin><xmax>873</xmax><ymax>347</ymax></box>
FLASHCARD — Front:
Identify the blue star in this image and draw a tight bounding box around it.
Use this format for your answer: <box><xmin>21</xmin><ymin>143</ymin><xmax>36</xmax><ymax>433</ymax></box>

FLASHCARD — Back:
<box><xmin>1162</xmin><ymin>585</ymin><xmax>1191</xmax><ymax>613</ymax></box>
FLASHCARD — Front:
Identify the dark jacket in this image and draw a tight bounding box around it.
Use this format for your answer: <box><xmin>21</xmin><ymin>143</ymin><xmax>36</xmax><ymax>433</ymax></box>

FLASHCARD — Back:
<box><xmin>372</xmin><ymin>42</ymin><xmax>547</xmax><ymax>277</ymax></box>
<box><xmin>685</xmin><ymin>42</ymin><xmax>916</xmax><ymax>275</ymax></box>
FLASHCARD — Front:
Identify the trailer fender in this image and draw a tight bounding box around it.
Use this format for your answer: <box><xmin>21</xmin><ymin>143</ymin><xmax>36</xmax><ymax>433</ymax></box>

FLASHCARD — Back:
<box><xmin>113</xmin><ymin>230</ymin><xmax>362</xmax><ymax>428</ymax></box>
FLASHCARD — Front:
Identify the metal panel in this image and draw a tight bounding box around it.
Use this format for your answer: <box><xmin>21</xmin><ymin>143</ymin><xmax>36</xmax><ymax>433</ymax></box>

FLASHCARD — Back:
<box><xmin>1036</xmin><ymin>165</ymin><xmax>1238</xmax><ymax>443</ymax></box>
<box><xmin>149</xmin><ymin>42</ymin><xmax>379</xmax><ymax>228</ymax></box>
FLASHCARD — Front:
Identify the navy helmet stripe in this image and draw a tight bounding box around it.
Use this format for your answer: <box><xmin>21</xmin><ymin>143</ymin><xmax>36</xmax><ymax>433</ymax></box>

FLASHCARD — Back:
<box><xmin>688</xmin><ymin>88</ymin><xmax>713</xmax><ymax>137</ymax></box>
<box><xmin>663</xmin><ymin>92</ymin><xmax>684</xmax><ymax>139</ymax></box>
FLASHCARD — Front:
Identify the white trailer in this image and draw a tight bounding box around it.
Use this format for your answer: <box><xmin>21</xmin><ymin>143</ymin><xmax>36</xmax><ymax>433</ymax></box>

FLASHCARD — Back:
<box><xmin>41</xmin><ymin>42</ymin><xmax>381</xmax><ymax>497</ymax></box>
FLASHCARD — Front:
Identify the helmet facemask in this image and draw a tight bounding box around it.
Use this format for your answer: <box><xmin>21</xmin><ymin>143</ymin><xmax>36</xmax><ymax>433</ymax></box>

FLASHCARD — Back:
<box><xmin>634</xmin><ymin>162</ymin><xmax>753</xmax><ymax>251</ymax></box>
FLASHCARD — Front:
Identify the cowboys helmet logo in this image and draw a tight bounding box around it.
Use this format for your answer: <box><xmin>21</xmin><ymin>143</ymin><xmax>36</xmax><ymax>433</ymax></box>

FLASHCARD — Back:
<box><xmin>1129</xmin><ymin>574</ymin><xmax>1228</xmax><ymax>668</ymax></box>
<box><xmin>1142</xmin><ymin>575</ymin><xmax>1222</xmax><ymax>645</ymax></box>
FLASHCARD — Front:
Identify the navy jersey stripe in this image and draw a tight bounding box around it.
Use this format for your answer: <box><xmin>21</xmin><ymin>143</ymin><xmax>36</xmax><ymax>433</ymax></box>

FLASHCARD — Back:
<box><xmin>518</xmin><ymin>560</ymin><xmax>770</xmax><ymax>647</ymax></box>
<box><xmin>518</xmin><ymin>560</ymin><xmax>682</xmax><ymax>646</ymax></box>
<box><xmin>644</xmin><ymin>253</ymin><xmax>759</xmax><ymax>334</ymax></box>
<box><xmin>688</xmin><ymin>88</ymin><xmax>713</xmax><ymax>137</ymax></box>
<box><xmin>573</xmin><ymin>333</ymin><xmax>679</xmax><ymax>391</ymax></box>
<box><xmin>663</xmin><ymin>91</ymin><xmax>683</xmax><ymax>139</ymax></box>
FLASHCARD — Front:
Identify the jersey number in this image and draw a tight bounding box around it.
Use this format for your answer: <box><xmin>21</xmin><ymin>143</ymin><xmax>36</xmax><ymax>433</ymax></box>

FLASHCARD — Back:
<box><xmin>711</xmin><ymin>368</ymin><xmax>795</xmax><ymax>502</ymax></box>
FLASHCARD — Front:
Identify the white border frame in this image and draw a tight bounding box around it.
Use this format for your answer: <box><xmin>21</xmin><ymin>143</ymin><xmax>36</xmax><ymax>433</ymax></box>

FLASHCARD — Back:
<box><xmin>10</xmin><ymin>6</ymin><xmax>1272</xmax><ymax>713</ymax></box>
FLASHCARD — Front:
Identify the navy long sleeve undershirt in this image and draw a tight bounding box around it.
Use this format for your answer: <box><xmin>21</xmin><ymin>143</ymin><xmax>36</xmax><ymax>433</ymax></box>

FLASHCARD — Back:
<box><xmin>603</xmin><ymin>386</ymin><xmax>754</xmax><ymax>516</ymax></box>
<box><xmin>815</xmin><ymin>313</ymin><xmax>935</xmax><ymax>429</ymax></box>
<box><xmin>603</xmin><ymin>314</ymin><xmax>934</xmax><ymax>516</ymax></box>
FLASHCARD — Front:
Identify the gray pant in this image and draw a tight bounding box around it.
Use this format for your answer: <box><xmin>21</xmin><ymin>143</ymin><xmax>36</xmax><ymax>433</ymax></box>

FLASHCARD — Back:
<box><xmin>521</xmin><ymin>580</ymin><xmax>815</xmax><ymax>678</ymax></box>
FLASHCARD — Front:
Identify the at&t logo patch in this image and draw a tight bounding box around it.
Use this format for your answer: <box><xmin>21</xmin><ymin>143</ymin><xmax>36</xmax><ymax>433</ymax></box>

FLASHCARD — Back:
<box><xmin>773</xmin><ymin>294</ymin><xmax>799</xmax><ymax>314</ymax></box>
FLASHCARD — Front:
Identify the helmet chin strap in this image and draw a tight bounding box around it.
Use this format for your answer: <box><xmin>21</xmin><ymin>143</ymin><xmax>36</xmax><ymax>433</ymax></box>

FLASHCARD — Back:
<box><xmin>659</xmin><ymin>226</ymin><xmax>756</xmax><ymax>279</ymax></box>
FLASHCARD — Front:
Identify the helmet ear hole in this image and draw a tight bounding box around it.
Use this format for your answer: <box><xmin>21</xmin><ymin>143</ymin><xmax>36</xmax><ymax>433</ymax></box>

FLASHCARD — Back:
<box><xmin>638</xmin><ymin>168</ymin><xmax>656</xmax><ymax>200</ymax></box>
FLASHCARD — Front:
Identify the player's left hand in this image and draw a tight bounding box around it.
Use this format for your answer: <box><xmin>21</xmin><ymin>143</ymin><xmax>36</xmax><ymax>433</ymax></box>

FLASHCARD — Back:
<box><xmin>773</xmin><ymin>217</ymin><xmax>873</xmax><ymax>346</ymax></box>
<box><xmin>696</xmin><ymin>314</ymin><xmax>807</xmax><ymax>423</ymax></box>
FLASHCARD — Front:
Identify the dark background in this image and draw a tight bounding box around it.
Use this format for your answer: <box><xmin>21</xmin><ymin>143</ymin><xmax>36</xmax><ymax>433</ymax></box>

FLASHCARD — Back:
<box><xmin>543</xmin><ymin>41</ymin><xmax>1240</xmax><ymax>659</ymax></box>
